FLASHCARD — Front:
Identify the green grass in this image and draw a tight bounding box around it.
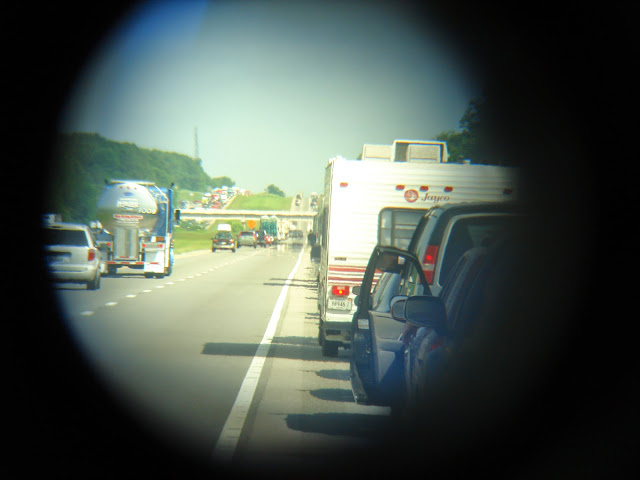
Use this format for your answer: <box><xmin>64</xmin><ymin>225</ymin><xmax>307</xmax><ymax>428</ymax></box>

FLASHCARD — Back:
<box><xmin>175</xmin><ymin>189</ymin><xmax>205</xmax><ymax>204</ymax></box>
<box><xmin>173</xmin><ymin>229</ymin><xmax>213</xmax><ymax>254</ymax></box>
<box><xmin>227</xmin><ymin>193</ymin><xmax>292</xmax><ymax>210</ymax></box>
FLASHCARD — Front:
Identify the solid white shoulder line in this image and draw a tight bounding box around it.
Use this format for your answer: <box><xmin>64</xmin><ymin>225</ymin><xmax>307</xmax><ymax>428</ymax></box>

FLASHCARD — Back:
<box><xmin>212</xmin><ymin>248</ymin><xmax>304</xmax><ymax>462</ymax></box>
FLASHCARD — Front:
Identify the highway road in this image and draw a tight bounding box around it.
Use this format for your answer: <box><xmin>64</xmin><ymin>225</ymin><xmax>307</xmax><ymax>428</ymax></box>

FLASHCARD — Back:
<box><xmin>51</xmin><ymin>242</ymin><xmax>390</xmax><ymax>475</ymax></box>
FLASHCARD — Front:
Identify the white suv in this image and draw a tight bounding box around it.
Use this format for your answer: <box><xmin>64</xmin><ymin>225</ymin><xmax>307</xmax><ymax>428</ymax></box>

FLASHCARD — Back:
<box><xmin>44</xmin><ymin>222</ymin><xmax>101</xmax><ymax>290</ymax></box>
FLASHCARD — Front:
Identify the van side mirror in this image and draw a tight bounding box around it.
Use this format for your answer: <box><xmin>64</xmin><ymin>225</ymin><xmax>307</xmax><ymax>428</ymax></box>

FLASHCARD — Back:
<box><xmin>404</xmin><ymin>295</ymin><xmax>448</xmax><ymax>335</ymax></box>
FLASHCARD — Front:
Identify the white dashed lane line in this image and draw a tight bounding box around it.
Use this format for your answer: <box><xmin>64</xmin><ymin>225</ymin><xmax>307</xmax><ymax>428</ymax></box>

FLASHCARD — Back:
<box><xmin>76</xmin><ymin>252</ymin><xmax>259</xmax><ymax>318</ymax></box>
<box><xmin>79</xmin><ymin>253</ymin><xmax>262</xmax><ymax>317</ymax></box>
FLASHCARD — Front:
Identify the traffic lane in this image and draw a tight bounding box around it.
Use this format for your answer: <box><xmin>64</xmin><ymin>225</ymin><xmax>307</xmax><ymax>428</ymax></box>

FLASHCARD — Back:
<box><xmin>62</xmin><ymin>246</ymin><xmax>300</xmax><ymax>462</ymax></box>
<box><xmin>51</xmin><ymin>248</ymin><xmax>253</xmax><ymax>317</ymax></box>
<box><xmin>233</xmin><ymin>250</ymin><xmax>392</xmax><ymax>474</ymax></box>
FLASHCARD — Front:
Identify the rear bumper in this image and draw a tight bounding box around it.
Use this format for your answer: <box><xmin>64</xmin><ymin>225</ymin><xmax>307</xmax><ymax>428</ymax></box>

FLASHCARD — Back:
<box><xmin>322</xmin><ymin>314</ymin><xmax>352</xmax><ymax>344</ymax></box>
<box><xmin>213</xmin><ymin>243</ymin><xmax>235</xmax><ymax>250</ymax></box>
<box><xmin>48</xmin><ymin>265</ymin><xmax>99</xmax><ymax>283</ymax></box>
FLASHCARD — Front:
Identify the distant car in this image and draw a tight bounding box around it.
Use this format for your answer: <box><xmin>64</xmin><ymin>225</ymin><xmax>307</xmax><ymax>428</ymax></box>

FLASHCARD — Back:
<box><xmin>255</xmin><ymin>230</ymin><xmax>268</xmax><ymax>247</ymax></box>
<box><xmin>44</xmin><ymin>222</ymin><xmax>101</xmax><ymax>290</ymax></box>
<box><xmin>237</xmin><ymin>231</ymin><xmax>257</xmax><ymax>248</ymax></box>
<box><xmin>290</xmin><ymin>230</ymin><xmax>304</xmax><ymax>243</ymax></box>
<box><xmin>212</xmin><ymin>231</ymin><xmax>236</xmax><ymax>253</ymax></box>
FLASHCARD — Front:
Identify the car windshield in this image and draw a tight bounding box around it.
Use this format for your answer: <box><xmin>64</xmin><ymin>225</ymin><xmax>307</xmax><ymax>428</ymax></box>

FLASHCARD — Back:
<box><xmin>45</xmin><ymin>228</ymin><xmax>88</xmax><ymax>247</ymax></box>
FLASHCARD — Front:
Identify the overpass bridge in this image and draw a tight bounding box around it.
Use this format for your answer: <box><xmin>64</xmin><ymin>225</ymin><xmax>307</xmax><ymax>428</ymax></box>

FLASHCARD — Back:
<box><xmin>179</xmin><ymin>208</ymin><xmax>317</xmax><ymax>223</ymax></box>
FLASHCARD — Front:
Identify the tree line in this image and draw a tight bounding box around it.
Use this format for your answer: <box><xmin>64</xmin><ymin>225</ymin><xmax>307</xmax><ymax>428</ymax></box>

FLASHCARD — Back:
<box><xmin>435</xmin><ymin>93</ymin><xmax>517</xmax><ymax>167</ymax></box>
<box><xmin>44</xmin><ymin>132</ymin><xmax>235</xmax><ymax>223</ymax></box>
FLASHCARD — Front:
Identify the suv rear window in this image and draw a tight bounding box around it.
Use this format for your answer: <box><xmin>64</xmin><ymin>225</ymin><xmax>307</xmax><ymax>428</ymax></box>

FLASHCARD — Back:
<box><xmin>46</xmin><ymin>228</ymin><xmax>88</xmax><ymax>247</ymax></box>
<box><xmin>216</xmin><ymin>232</ymin><xmax>233</xmax><ymax>239</ymax></box>
<box><xmin>440</xmin><ymin>216</ymin><xmax>512</xmax><ymax>284</ymax></box>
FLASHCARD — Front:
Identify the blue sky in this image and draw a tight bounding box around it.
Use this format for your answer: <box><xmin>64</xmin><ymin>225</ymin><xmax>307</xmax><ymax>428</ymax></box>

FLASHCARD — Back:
<box><xmin>60</xmin><ymin>0</ymin><xmax>482</xmax><ymax>195</ymax></box>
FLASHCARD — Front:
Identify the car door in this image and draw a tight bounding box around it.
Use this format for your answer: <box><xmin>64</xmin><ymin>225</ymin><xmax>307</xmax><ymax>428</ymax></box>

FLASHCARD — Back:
<box><xmin>351</xmin><ymin>246</ymin><xmax>430</xmax><ymax>406</ymax></box>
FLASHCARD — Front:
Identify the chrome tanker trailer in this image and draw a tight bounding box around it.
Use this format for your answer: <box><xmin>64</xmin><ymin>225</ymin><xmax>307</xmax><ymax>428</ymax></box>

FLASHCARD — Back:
<box><xmin>96</xmin><ymin>180</ymin><xmax>180</xmax><ymax>278</ymax></box>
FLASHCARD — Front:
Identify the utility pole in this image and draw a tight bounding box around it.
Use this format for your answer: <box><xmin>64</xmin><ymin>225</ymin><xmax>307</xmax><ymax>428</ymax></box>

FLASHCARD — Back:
<box><xmin>194</xmin><ymin>126</ymin><xmax>200</xmax><ymax>161</ymax></box>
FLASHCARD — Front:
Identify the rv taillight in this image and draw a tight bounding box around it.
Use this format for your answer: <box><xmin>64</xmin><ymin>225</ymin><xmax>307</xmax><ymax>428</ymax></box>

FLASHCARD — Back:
<box><xmin>331</xmin><ymin>285</ymin><xmax>350</xmax><ymax>296</ymax></box>
<box><xmin>444</xmin><ymin>186</ymin><xmax>453</xmax><ymax>192</ymax></box>
<box><xmin>422</xmin><ymin>245</ymin><xmax>438</xmax><ymax>284</ymax></box>
<box><xmin>340</xmin><ymin>182</ymin><xmax>349</xmax><ymax>188</ymax></box>
<box><xmin>420</xmin><ymin>186</ymin><xmax>429</xmax><ymax>191</ymax></box>
<box><xmin>396</xmin><ymin>185</ymin><xmax>405</xmax><ymax>190</ymax></box>
<box><xmin>88</xmin><ymin>249</ymin><xmax>96</xmax><ymax>262</ymax></box>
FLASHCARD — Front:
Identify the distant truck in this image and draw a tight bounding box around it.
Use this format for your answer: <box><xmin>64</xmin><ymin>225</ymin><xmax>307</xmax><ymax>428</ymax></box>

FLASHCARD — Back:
<box><xmin>315</xmin><ymin>147</ymin><xmax>517</xmax><ymax>356</ymax></box>
<box><xmin>96</xmin><ymin>180</ymin><xmax>180</xmax><ymax>278</ymax></box>
<box><xmin>260</xmin><ymin>216</ymin><xmax>279</xmax><ymax>243</ymax></box>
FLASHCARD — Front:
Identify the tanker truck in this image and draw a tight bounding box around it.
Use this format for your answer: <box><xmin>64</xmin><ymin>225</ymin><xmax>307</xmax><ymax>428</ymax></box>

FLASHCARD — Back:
<box><xmin>96</xmin><ymin>180</ymin><xmax>180</xmax><ymax>278</ymax></box>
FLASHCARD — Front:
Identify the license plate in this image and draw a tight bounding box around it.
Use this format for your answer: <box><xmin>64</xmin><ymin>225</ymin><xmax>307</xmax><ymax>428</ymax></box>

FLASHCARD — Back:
<box><xmin>48</xmin><ymin>253</ymin><xmax>70</xmax><ymax>264</ymax></box>
<box><xmin>328</xmin><ymin>297</ymin><xmax>352</xmax><ymax>311</ymax></box>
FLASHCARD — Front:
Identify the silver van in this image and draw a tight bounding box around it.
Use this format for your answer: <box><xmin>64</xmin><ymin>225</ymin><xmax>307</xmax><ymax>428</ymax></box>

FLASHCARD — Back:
<box><xmin>44</xmin><ymin>223</ymin><xmax>101</xmax><ymax>290</ymax></box>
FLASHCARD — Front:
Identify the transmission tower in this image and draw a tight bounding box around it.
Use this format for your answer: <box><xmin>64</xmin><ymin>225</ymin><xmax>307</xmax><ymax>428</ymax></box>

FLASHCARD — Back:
<box><xmin>194</xmin><ymin>127</ymin><xmax>200</xmax><ymax>161</ymax></box>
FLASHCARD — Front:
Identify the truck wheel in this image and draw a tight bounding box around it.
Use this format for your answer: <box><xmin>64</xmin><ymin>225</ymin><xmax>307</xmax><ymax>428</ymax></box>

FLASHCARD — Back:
<box><xmin>212</xmin><ymin>247</ymin><xmax>216</xmax><ymax>252</ymax></box>
<box><xmin>144</xmin><ymin>272</ymin><xmax>154</xmax><ymax>278</ymax></box>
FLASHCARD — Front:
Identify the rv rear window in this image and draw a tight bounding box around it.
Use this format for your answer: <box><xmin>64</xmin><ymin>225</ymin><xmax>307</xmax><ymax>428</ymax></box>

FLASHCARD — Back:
<box><xmin>378</xmin><ymin>208</ymin><xmax>428</xmax><ymax>250</ymax></box>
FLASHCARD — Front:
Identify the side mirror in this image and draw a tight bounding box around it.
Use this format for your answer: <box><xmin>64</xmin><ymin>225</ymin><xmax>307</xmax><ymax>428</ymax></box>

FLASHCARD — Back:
<box><xmin>404</xmin><ymin>295</ymin><xmax>448</xmax><ymax>335</ymax></box>
<box><xmin>353</xmin><ymin>285</ymin><xmax>361</xmax><ymax>306</ymax></box>
<box><xmin>174</xmin><ymin>209</ymin><xmax>181</xmax><ymax>222</ymax></box>
<box><xmin>390</xmin><ymin>295</ymin><xmax>408</xmax><ymax>322</ymax></box>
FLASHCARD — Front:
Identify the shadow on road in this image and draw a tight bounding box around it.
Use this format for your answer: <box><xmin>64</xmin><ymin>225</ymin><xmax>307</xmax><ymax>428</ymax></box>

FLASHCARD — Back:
<box><xmin>263</xmin><ymin>278</ymin><xmax>318</xmax><ymax>289</ymax></box>
<box><xmin>314</xmin><ymin>369</ymin><xmax>350</xmax><ymax>381</ymax></box>
<box><xmin>308</xmin><ymin>388</ymin><xmax>355</xmax><ymax>403</ymax></box>
<box><xmin>201</xmin><ymin>335</ymin><xmax>348</xmax><ymax>363</ymax></box>
<box><xmin>284</xmin><ymin>412</ymin><xmax>392</xmax><ymax>438</ymax></box>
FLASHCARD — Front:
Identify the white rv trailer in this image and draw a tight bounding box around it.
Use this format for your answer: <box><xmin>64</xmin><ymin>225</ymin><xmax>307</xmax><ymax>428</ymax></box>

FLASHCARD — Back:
<box><xmin>316</xmin><ymin>154</ymin><xmax>517</xmax><ymax>356</ymax></box>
